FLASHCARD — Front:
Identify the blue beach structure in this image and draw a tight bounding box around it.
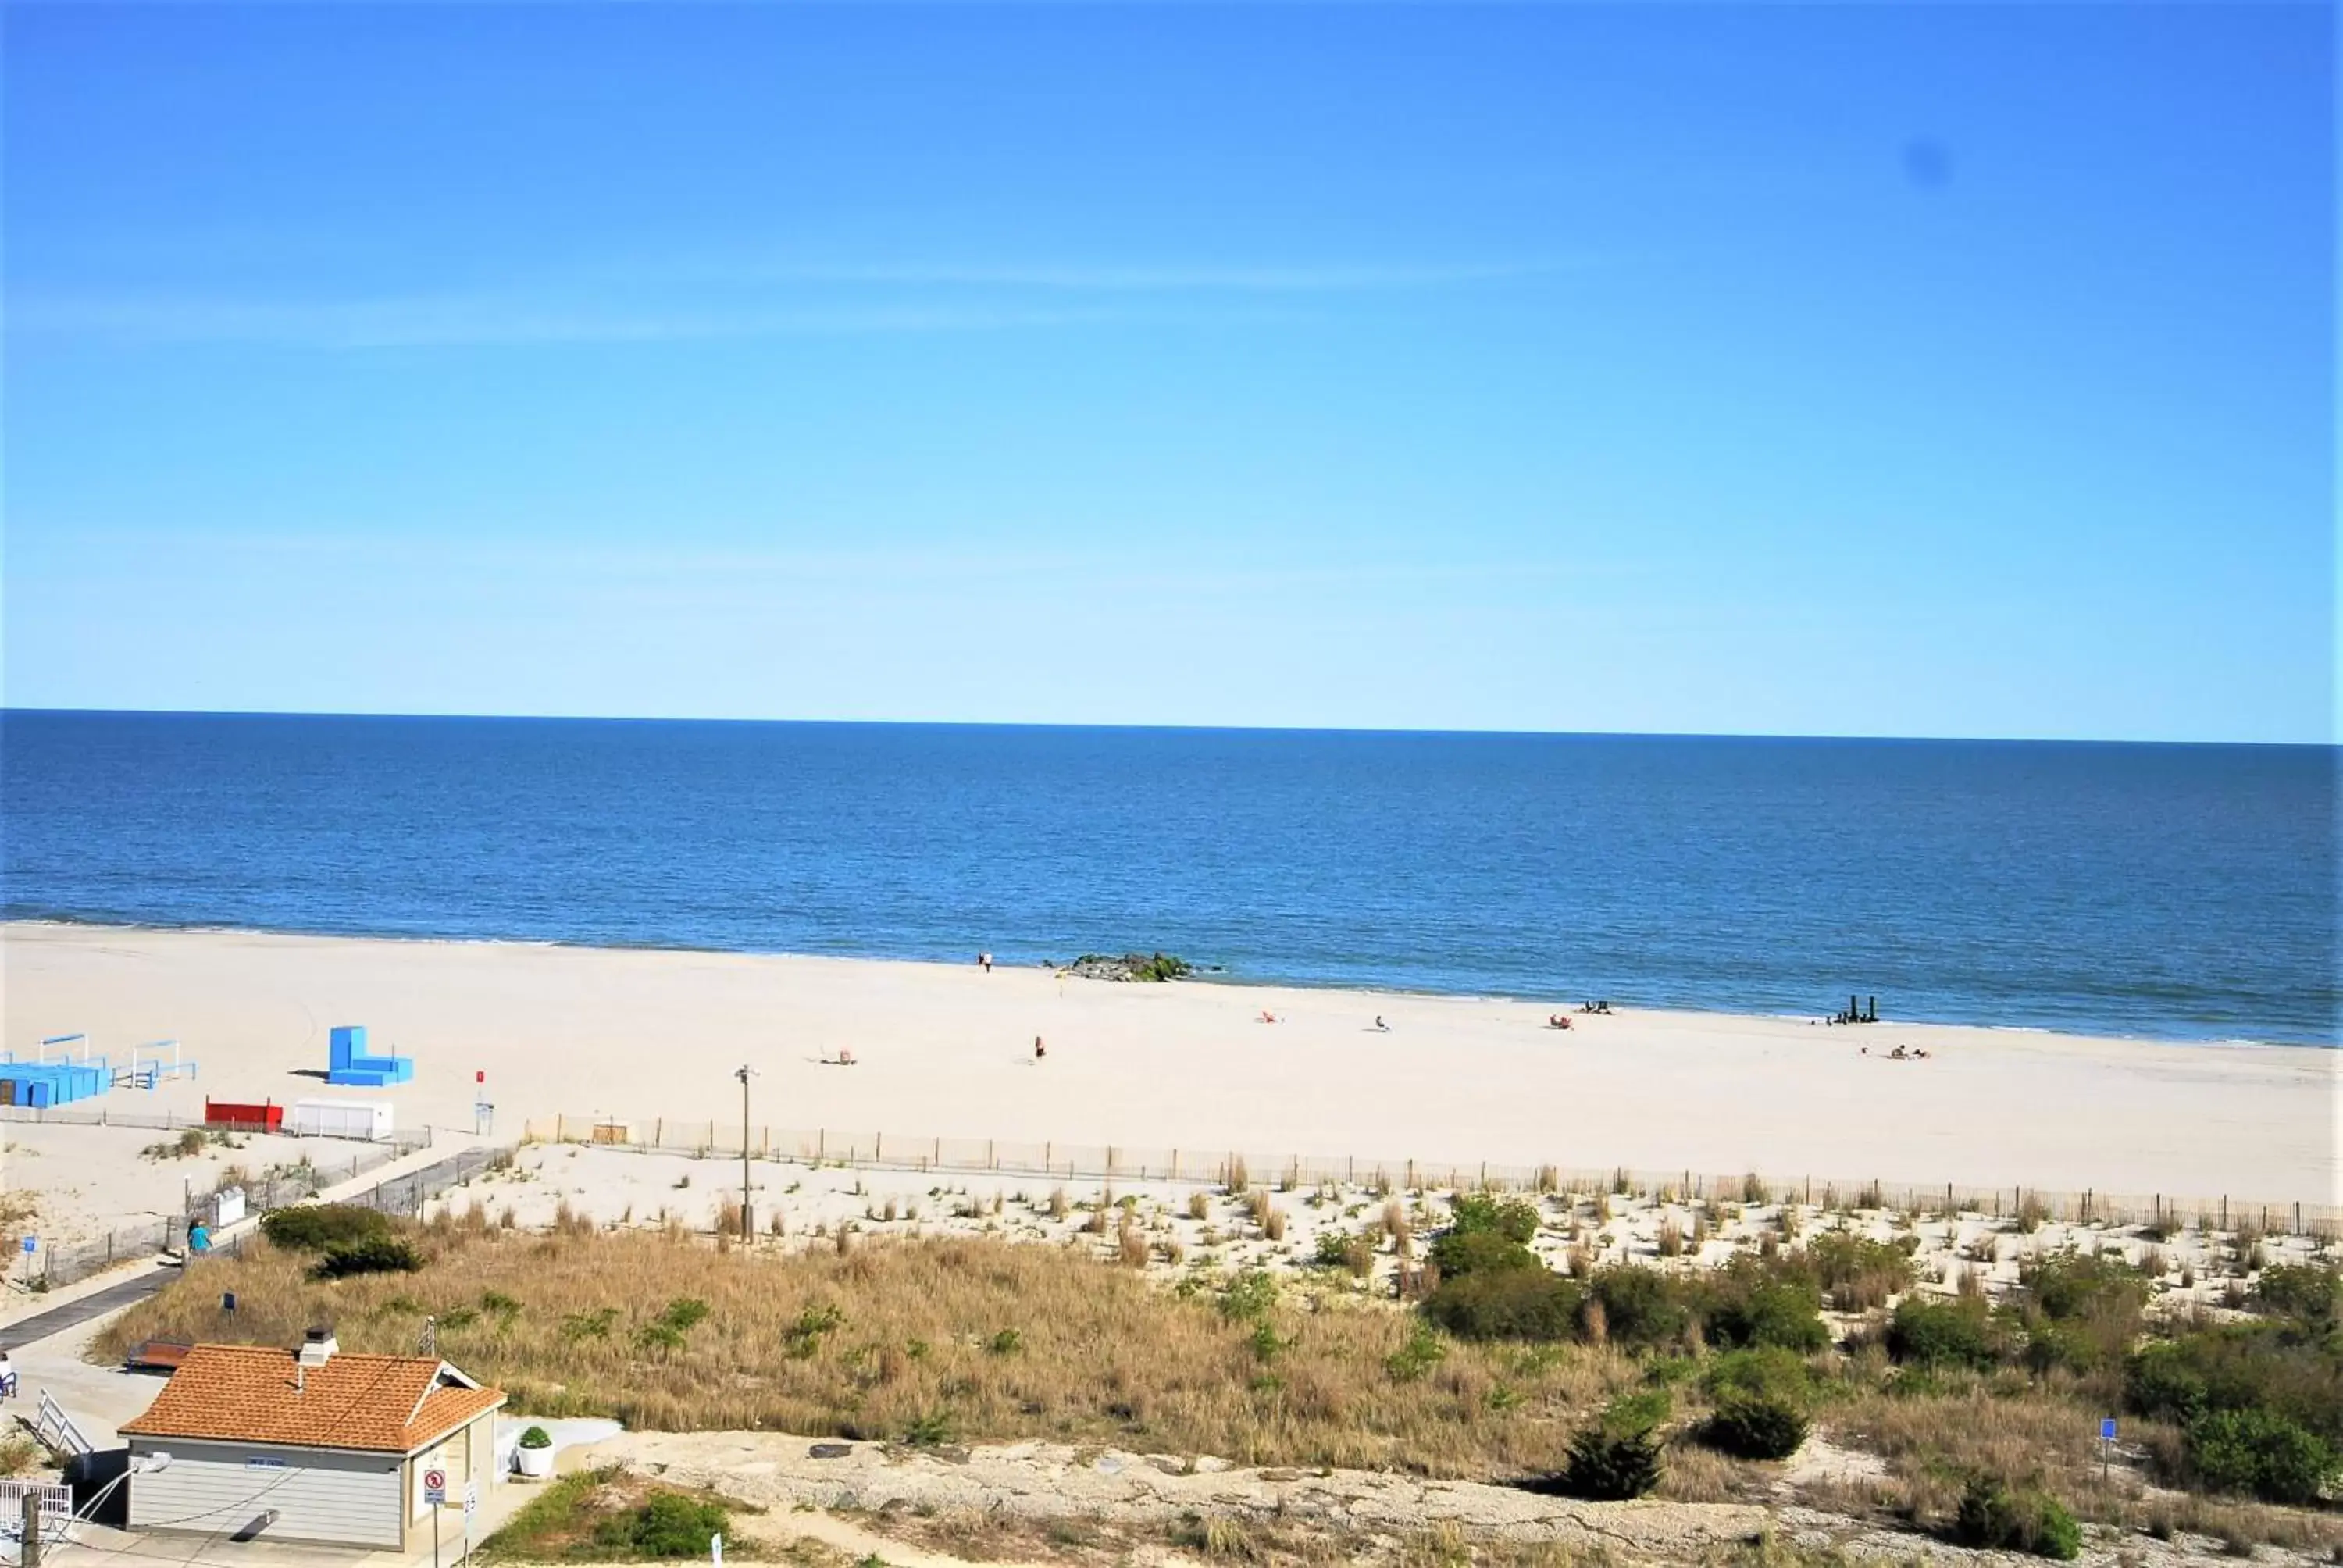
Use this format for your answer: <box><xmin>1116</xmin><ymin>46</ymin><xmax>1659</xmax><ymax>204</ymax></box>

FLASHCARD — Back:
<box><xmin>0</xmin><ymin>1033</ymin><xmax>112</xmax><ymax>1107</ymax></box>
<box><xmin>326</xmin><ymin>1025</ymin><xmax>413</xmax><ymax>1087</ymax></box>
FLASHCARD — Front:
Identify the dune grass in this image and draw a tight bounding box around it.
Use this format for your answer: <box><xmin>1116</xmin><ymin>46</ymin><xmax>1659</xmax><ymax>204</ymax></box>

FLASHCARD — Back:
<box><xmin>100</xmin><ymin>1221</ymin><xmax>1646</xmax><ymax>1477</ymax></box>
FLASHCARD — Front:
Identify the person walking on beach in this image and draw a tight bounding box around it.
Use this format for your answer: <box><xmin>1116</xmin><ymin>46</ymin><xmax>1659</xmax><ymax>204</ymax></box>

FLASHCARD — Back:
<box><xmin>979</xmin><ymin>951</ymin><xmax>993</xmax><ymax>972</ymax></box>
<box><xmin>1033</xmin><ymin>1035</ymin><xmax>1047</xmax><ymax>1062</ymax></box>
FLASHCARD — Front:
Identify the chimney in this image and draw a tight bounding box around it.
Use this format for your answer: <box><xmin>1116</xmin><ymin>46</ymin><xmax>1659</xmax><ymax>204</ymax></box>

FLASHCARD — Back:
<box><xmin>297</xmin><ymin>1327</ymin><xmax>338</xmax><ymax>1369</ymax></box>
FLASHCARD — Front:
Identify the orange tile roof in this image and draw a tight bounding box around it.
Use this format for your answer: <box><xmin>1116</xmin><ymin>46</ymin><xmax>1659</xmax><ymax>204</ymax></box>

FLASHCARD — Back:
<box><xmin>120</xmin><ymin>1345</ymin><xmax>504</xmax><ymax>1454</ymax></box>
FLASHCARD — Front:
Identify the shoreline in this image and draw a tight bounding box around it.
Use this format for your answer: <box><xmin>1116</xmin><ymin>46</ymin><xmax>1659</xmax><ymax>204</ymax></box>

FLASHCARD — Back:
<box><xmin>3</xmin><ymin>914</ymin><xmax>2328</xmax><ymax>1052</ymax></box>
<box><xmin>4</xmin><ymin>921</ymin><xmax>2335</xmax><ymax>1204</ymax></box>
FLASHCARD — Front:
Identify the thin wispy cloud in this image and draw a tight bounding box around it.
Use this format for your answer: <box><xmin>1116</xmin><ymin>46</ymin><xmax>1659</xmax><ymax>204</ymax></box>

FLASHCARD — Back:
<box><xmin>10</xmin><ymin>294</ymin><xmax>1143</xmax><ymax>351</ymax></box>
<box><xmin>12</xmin><ymin>251</ymin><xmax>1560</xmax><ymax>350</ymax></box>
<box><xmin>627</xmin><ymin>258</ymin><xmax>1563</xmax><ymax>293</ymax></box>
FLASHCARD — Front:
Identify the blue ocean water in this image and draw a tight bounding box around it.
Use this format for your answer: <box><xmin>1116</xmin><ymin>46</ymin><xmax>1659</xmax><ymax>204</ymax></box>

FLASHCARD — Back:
<box><xmin>2</xmin><ymin>711</ymin><xmax>2334</xmax><ymax>1046</ymax></box>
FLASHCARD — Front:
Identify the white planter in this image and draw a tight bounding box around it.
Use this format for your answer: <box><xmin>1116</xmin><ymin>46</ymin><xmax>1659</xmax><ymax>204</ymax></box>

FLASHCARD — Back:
<box><xmin>515</xmin><ymin>1444</ymin><xmax>555</xmax><ymax>1478</ymax></box>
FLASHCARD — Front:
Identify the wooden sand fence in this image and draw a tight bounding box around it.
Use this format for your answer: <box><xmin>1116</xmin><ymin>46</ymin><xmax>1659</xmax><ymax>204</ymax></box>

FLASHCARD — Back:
<box><xmin>520</xmin><ymin>1113</ymin><xmax>2341</xmax><ymax>1242</ymax></box>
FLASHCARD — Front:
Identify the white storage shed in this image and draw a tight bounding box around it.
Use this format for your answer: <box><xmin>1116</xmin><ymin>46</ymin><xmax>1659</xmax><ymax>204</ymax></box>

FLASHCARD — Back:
<box><xmin>287</xmin><ymin>1097</ymin><xmax>394</xmax><ymax>1141</ymax></box>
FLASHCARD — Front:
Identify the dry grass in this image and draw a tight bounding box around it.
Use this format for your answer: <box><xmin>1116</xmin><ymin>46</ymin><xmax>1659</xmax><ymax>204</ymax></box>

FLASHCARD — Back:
<box><xmin>99</xmin><ymin>1226</ymin><xmax>1639</xmax><ymax>1477</ymax></box>
<box><xmin>861</xmin><ymin>1501</ymin><xmax>1838</xmax><ymax>1568</ymax></box>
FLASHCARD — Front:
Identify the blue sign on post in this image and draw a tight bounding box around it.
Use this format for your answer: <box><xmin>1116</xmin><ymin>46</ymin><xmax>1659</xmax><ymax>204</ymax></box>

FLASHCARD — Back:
<box><xmin>18</xmin><ymin>1237</ymin><xmax>32</xmax><ymax>1254</ymax></box>
<box><xmin>2101</xmin><ymin>1417</ymin><xmax>2117</xmax><ymax>1441</ymax></box>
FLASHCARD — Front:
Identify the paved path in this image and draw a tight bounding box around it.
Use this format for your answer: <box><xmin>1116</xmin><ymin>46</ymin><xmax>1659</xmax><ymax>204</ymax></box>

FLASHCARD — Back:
<box><xmin>0</xmin><ymin>1266</ymin><xmax>177</xmax><ymax>1348</ymax></box>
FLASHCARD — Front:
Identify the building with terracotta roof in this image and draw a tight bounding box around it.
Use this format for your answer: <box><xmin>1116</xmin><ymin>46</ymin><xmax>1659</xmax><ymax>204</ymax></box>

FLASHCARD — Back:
<box><xmin>121</xmin><ymin>1330</ymin><xmax>505</xmax><ymax>1552</ymax></box>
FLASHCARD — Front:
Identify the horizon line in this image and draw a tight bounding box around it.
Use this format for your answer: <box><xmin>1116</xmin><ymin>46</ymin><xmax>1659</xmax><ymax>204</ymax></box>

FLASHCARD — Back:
<box><xmin>2</xmin><ymin>705</ymin><xmax>2332</xmax><ymax>751</ymax></box>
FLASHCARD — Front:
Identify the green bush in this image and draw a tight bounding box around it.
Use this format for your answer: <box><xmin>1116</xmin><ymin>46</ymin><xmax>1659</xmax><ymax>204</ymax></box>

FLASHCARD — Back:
<box><xmin>2022</xmin><ymin>1251</ymin><xmax>2147</xmax><ymax>1322</ymax></box>
<box><xmin>656</xmin><ymin>1299</ymin><xmax>711</xmax><ymax>1332</ymax></box>
<box><xmin>1703</xmin><ymin>1274</ymin><xmax>1828</xmax><ymax>1353</ymax></box>
<box><xmin>1218</xmin><ymin>1270</ymin><xmax>1278</xmax><ymax>1322</ymax></box>
<box><xmin>517</xmin><ymin>1425</ymin><xmax>552</xmax><ymax>1450</ymax></box>
<box><xmin>1557</xmin><ymin>1389</ymin><xmax>1668</xmax><ymax>1499</ymax></box>
<box><xmin>1885</xmin><ymin>1297</ymin><xmax>2002</xmax><ymax>1370</ymax></box>
<box><xmin>1385</xmin><ymin>1323</ymin><xmax>1446</xmax><ymax>1382</ymax></box>
<box><xmin>594</xmin><ymin>1492</ymin><xmax>729</xmax><ymax>1558</ymax></box>
<box><xmin>1699</xmin><ymin>1347</ymin><xmax>1812</xmax><ymax>1459</ymax></box>
<box><xmin>1423</xmin><ymin>1267</ymin><xmax>1583</xmax><ymax>1341</ymax></box>
<box><xmin>1796</xmin><ymin>1231</ymin><xmax>1917</xmax><ymax>1310</ymax></box>
<box><xmin>262</xmin><ymin>1204</ymin><xmax>392</xmax><ymax>1252</ymax></box>
<box><xmin>2252</xmin><ymin>1263</ymin><xmax>2340</xmax><ymax>1327</ymax></box>
<box><xmin>1589</xmin><ymin>1266</ymin><xmax>1693</xmax><ymax>1350</ymax></box>
<box><xmin>2185</xmin><ymin>1408</ymin><xmax>2339</xmax><ymax>1506</ymax></box>
<box><xmin>1705</xmin><ymin>1388</ymin><xmax>1810</xmax><ymax>1460</ymax></box>
<box><xmin>1953</xmin><ymin>1475</ymin><xmax>2081</xmax><ymax>1560</ymax></box>
<box><xmin>310</xmin><ymin>1235</ymin><xmax>422</xmax><ymax>1279</ymax></box>
<box><xmin>2126</xmin><ymin>1324</ymin><xmax>2343</xmax><ymax>1448</ymax></box>
<box><xmin>1428</xmin><ymin>1228</ymin><xmax>1541</xmax><ymax>1281</ymax></box>
<box><xmin>1446</xmin><ymin>1194</ymin><xmax>1540</xmax><ymax>1245</ymax></box>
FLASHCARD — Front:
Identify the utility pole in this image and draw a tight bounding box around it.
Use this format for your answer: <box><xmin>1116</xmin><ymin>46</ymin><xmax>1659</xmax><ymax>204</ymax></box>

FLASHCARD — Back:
<box><xmin>734</xmin><ymin>1065</ymin><xmax>757</xmax><ymax>1242</ymax></box>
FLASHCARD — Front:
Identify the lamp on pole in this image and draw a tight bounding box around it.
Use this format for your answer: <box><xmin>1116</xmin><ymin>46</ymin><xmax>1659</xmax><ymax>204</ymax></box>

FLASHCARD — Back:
<box><xmin>733</xmin><ymin>1065</ymin><xmax>757</xmax><ymax>1242</ymax></box>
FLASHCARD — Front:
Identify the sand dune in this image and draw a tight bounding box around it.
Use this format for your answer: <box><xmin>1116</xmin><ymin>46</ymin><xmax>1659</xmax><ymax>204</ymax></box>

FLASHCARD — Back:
<box><xmin>2</xmin><ymin>922</ymin><xmax>2333</xmax><ymax>1205</ymax></box>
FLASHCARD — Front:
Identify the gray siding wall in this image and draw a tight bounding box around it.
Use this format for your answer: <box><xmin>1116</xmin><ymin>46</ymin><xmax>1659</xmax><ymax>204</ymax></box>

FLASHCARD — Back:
<box><xmin>127</xmin><ymin>1438</ymin><xmax>403</xmax><ymax>1548</ymax></box>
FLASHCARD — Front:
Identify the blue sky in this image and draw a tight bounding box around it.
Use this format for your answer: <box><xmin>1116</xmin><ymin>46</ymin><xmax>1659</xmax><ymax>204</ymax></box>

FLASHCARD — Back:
<box><xmin>5</xmin><ymin>4</ymin><xmax>2332</xmax><ymax>742</ymax></box>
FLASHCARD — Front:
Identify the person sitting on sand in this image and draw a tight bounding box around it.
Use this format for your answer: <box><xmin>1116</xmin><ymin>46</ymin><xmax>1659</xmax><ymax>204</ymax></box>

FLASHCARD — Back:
<box><xmin>1259</xmin><ymin>1010</ymin><xmax>1279</xmax><ymax>1025</ymax></box>
<box><xmin>1373</xmin><ymin>1015</ymin><xmax>1389</xmax><ymax>1032</ymax></box>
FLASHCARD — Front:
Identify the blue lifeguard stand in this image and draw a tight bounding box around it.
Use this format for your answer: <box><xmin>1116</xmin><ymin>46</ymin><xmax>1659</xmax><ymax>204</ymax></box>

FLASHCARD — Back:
<box><xmin>326</xmin><ymin>1025</ymin><xmax>413</xmax><ymax>1087</ymax></box>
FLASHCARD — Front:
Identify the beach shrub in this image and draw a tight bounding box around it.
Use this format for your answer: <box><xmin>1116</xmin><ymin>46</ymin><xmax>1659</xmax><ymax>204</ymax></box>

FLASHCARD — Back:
<box><xmin>2252</xmin><ymin>1263</ymin><xmax>2341</xmax><ymax>1327</ymax></box>
<box><xmin>594</xmin><ymin>1491</ymin><xmax>729</xmax><ymax>1558</ymax></box>
<box><xmin>1587</xmin><ymin>1266</ymin><xmax>1692</xmax><ymax>1351</ymax></box>
<box><xmin>1423</xmin><ymin>1267</ymin><xmax>1583</xmax><ymax>1342</ymax></box>
<box><xmin>311</xmin><ymin>1235</ymin><xmax>422</xmax><ymax>1280</ymax></box>
<box><xmin>1557</xmin><ymin>1389</ymin><xmax>1667</xmax><ymax>1499</ymax></box>
<box><xmin>1385</xmin><ymin>1323</ymin><xmax>1446</xmax><ymax>1382</ymax></box>
<box><xmin>1218</xmin><ymin>1270</ymin><xmax>1278</xmax><ymax>1323</ymax></box>
<box><xmin>1796</xmin><ymin>1231</ymin><xmax>1916</xmax><ymax>1312</ymax></box>
<box><xmin>1953</xmin><ymin>1475</ymin><xmax>2081</xmax><ymax>1560</ymax></box>
<box><xmin>1886</xmin><ymin>1296</ymin><xmax>2002</xmax><ymax>1370</ymax></box>
<box><xmin>2184</xmin><ymin>1409</ymin><xmax>2338</xmax><ymax>1506</ymax></box>
<box><xmin>2126</xmin><ymin>1324</ymin><xmax>2343</xmax><ymax>1447</ymax></box>
<box><xmin>2022</xmin><ymin>1250</ymin><xmax>2146</xmax><ymax>1323</ymax></box>
<box><xmin>1426</xmin><ymin>1195</ymin><xmax>1542</xmax><ymax>1284</ymax></box>
<box><xmin>1699</xmin><ymin>1347</ymin><xmax>1811</xmax><ymax>1460</ymax></box>
<box><xmin>1428</xmin><ymin>1228</ymin><xmax>1541</xmax><ymax>1281</ymax></box>
<box><xmin>262</xmin><ymin>1204</ymin><xmax>392</xmax><ymax>1253</ymax></box>
<box><xmin>2009</xmin><ymin>1252</ymin><xmax>2147</xmax><ymax>1377</ymax></box>
<box><xmin>1446</xmin><ymin>1195</ymin><xmax>1540</xmax><ymax>1246</ymax></box>
<box><xmin>518</xmin><ymin>1425</ymin><xmax>552</xmax><ymax>1451</ymax></box>
<box><xmin>1702</xmin><ymin>1264</ymin><xmax>1828</xmax><ymax>1353</ymax></box>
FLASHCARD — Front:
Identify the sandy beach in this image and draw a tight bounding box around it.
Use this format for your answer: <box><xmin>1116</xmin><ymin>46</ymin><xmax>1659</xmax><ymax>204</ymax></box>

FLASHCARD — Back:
<box><xmin>2</xmin><ymin>922</ymin><xmax>2334</xmax><ymax>1206</ymax></box>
